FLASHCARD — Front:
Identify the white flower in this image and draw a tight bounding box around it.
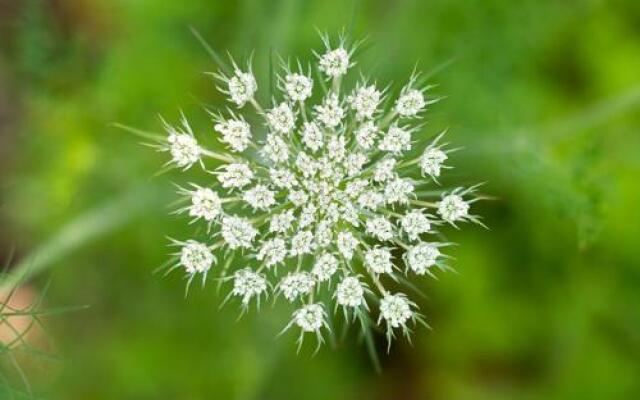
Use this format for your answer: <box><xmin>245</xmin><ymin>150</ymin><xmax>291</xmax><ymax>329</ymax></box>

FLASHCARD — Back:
<box><xmin>355</xmin><ymin>121</ymin><xmax>378</xmax><ymax>149</ymax></box>
<box><xmin>168</xmin><ymin>133</ymin><xmax>200</xmax><ymax>169</ymax></box>
<box><xmin>339</xmin><ymin>203</ymin><xmax>360</xmax><ymax>227</ymax></box>
<box><xmin>312</xmin><ymin>253</ymin><xmax>339</xmax><ymax>282</ymax></box>
<box><xmin>384</xmin><ymin>178</ymin><xmax>414</xmax><ymax>205</ymax></box>
<box><xmin>357</xmin><ymin>190</ymin><xmax>384</xmax><ymax>210</ymax></box>
<box><xmin>348</xmin><ymin>85</ymin><xmax>381</xmax><ymax>120</ymax></box>
<box><xmin>221</xmin><ymin>216</ymin><xmax>258</xmax><ymax>249</ymax></box>
<box><xmin>379</xmin><ymin>125</ymin><xmax>411</xmax><ymax>153</ymax></box>
<box><xmin>315</xmin><ymin>94</ymin><xmax>344</xmax><ymax>128</ymax></box>
<box><xmin>217</xmin><ymin>163</ymin><xmax>253</xmax><ymax>189</ymax></box>
<box><xmin>401</xmin><ymin>210</ymin><xmax>431</xmax><ymax>241</ymax></box>
<box><xmin>314</xmin><ymin>220</ymin><xmax>333</xmax><ymax>248</ymax></box>
<box><xmin>318</xmin><ymin>48</ymin><xmax>349</xmax><ymax>77</ymax></box>
<box><xmin>214</xmin><ymin>118</ymin><xmax>252</xmax><ymax>152</ymax></box>
<box><xmin>326</xmin><ymin>135</ymin><xmax>347</xmax><ymax>161</ymax></box>
<box><xmin>151</xmin><ymin>34</ymin><xmax>484</xmax><ymax>350</ymax></box>
<box><xmin>257</xmin><ymin>237</ymin><xmax>288</xmax><ymax>267</ymax></box>
<box><xmin>438</xmin><ymin>194</ymin><xmax>470</xmax><ymax>222</ymax></box>
<box><xmin>336</xmin><ymin>277</ymin><xmax>365</xmax><ymax>308</ymax></box>
<box><xmin>295</xmin><ymin>152</ymin><xmax>318</xmax><ymax>178</ymax></box>
<box><xmin>269</xmin><ymin>168</ymin><xmax>297</xmax><ymax>189</ymax></box>
<box><xmin>299</xmin><ymin>204</ymin><xmax>317</xmax><ymax>228</ymax></box>
<box><xmin>337</xmin><ymin>231</ymin><xmax>358</xmax><ymax>260</ymax></box>
<box><xmin>266</xmin><ymin>102</ymin><xmax>295</xmax><ymax>134</ymax></box>
<box><xmin>301</xmin><ymin>122</ymin><xmax>323</xmax><ymax>152</ymax></box>
<box><xmin>365</xmin><ymin>217</ymin><xmax>394</xmax><ymax>241</ymax></box>
<box><xmin>421</xmin><ymin>148</ymin><xmax>447</xmax><ymax>178</ymax></box>
<box><xmin>228</xmin><ymin>70</ymin><xmax>258</xmax><ymax>107</ymax></box>
<box><xmin>180</xmin><ymin>241</ymin><xmax>214</xmax><ymax>274</ymax></box>
<box><xmin>233</xmin><ymin>268</ymin><xmax>267</xmax><ymax>305</ymax></box>
<box><xmin>293</xmin><ymin>303</ymin><xmax>325</xmax><ymax>332</ymax></box>
<box><xmin>345</xmin><ymin>179</ymin><xmax>368</xmax><ymax>198</ymax></box>
<box><xmin>405</xmin><ymin>243</ymin><xmax>440</xmax><ymax>275</ymax></box>
<box><xmin>284</xmin><ymin>73</ymin><xmax>313</xmax><ymax>101</ymax></box>
<box><xmin>243</xmin><ymin>185</ymin><xmax>276</xmax><ymax>211</ymax></box>
<box><xmin>290</xmin><ymin>230</ymin><xmax>314</xmax><ymax>256</ymax></box>
<box><xmin>379</xmin><ymin>293</ymin><xmax>413</xmax><ymax>328</ymax></box>
<box><xmin>345</xmin><ymin>153</ymin><xmax>368</xmax><ymax>176</ymax></box>
<box><xmin>262</xmin><ymin>133</ymin><xmax>289</xmax><ymax>164</ymax></box>
<box><xmin>269</xmin><ymin>210</ymin><xmax>295</xmax><ymax>233</ymax></box>
<box><xmin>280</xmin><ymin>272</ymin><xmax>314</xmax><ymax>301</ymax></box>
<box><xmin>189</xmin><ymin>187</ymin><xmax>222</xmax><ymax>221</ymax></box>
<box><xmin>396</xmin><ymin>89</ymin><xmax>425</xmax><ymax>117</ymax></box>
<box><xmin>364</xmin><ymin>247</ymin><xmax>393</xmax><ymax>274</ymax></box>
<box><xmin>288</xmin><ymin>189</ymin><xmax>309</xmax><ymax>207</ymax></box>
<box><xmin>373</xmin><ymin>158</ymin><xmax>396</xmax><ymax>182</ymax></box>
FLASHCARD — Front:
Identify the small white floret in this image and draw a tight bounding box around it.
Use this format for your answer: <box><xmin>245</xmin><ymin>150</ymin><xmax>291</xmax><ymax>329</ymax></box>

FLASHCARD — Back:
<box><xmin>438</xmin><ymin>194</ymin><xmax>470</xmax><ymax>223</ymax></box>
<box><xmin>364</xmin><ymin>247</ymin><xmax>393</xmax><ymax>274</ymax></box>
<box><xmin>180</xmin><ymin>241</ymin><xmax>214</xmax><ymax>274</ymax></box>
<box><xmin>405</xmin><ymin>243</ymin><xmax>440</xmax><ymax>275</ymax></box>
<box><xmin>396</xmin><ymin>89</ymin><xmax>425</xmax><ymax>117</ymax></box>
<box><xmin>280</xmin><ymin>272</ymin><xmax>315</xmax><ymax>301</ymax></box>
<box><xmin>318</xmin><ymin>48</ymin><xmax>350</xmax><ymax>77</ymax></box>
<box><xmin>266</xmin><ymin>102</ymin><xmax>296</xmax><ymax>134</ymax></box>
<box><xmin>228</xmin><ymin>70</ymin><xmax>258</xmax><ymax>107</ymax></box>
<box><xmin>189</xmin><ymin>187</ymin><xmax>222</xmax><ymax>221</ymax></box>
<box><xmin>336</xmin><ymin>277</ymin><xmax>365</xmax><ymax>308</ymax></box>
<box><xmin>312</xmin><ymin>253</ymin><xmax>339</xmax><ymax>282</ymax></box>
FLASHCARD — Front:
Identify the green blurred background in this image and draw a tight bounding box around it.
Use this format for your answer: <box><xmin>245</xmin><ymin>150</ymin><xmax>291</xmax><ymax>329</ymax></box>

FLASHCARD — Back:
<box><xmin>1</xmin><ymin>0</ymin><xmax>639</xmax><ymax>398</ymax></box>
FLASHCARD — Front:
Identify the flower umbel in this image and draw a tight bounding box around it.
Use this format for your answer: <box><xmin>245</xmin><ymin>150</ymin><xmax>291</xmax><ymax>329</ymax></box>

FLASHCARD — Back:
<box><xmin>150</xmin><ymin>33</ymin><xmax>485</xmax><ymax>352</ymax></box>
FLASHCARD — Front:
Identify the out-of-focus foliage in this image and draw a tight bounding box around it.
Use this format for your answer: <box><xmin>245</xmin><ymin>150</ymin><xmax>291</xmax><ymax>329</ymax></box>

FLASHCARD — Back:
<box><xmin>0</xmin><ymin>0</ymin><xmax>639</xmax><ymax>398</ymax></box>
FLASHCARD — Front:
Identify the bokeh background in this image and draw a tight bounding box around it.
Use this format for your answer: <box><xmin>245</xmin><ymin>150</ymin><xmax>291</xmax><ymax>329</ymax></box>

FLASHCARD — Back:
<box><xmin>1</xmin><ymin>0</ymin><xmax>639</xmax><ymax>399</ymax></box>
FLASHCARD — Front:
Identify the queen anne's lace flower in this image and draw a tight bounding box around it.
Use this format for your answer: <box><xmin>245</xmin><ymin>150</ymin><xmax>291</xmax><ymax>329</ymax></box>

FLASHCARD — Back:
<box><xmin>228</xmin><ymin>70</ymin><xmax>258</xmax><ymax>107</ymax></box>
<box><xmin>290</xmin><ymin>230</ymin><xmax>314</xmax><ymax>256</ymax></box>
<box><xmin>163</xmin><ymin>116</ymin><xmax>201</xmax><ymax>169</ymax></box>
<box><xmin>379</xmin><ymin>125</ymin><xmax>412</xmax><ymax>153</ymax></box>
<box><xmin>267</xmin><ymin>103</ymin><xmax>295</xmax><ymax>134</ymax></box>
<box><xmin>214</xmin><ymin>118</ymin><xmax>252</xmax><ymax>152</ymax></box>
<box><xmin>337</xmin><ymin>231</ymin><xmax>358</xmax><ymax>260</ymax></box>
<box><xmin>379</xmin><ymin>293</ymin><xmax>413</xmax><ymax>328</ymax></box>
<box><xmin>315</xmin><ymin>94</ymin><xmax>344</xmax><ymax>127</ymax></box>
<box><xmin>373</xmin><ymin>158</ymin><xmax>396</xmax><ymax>182</ymax></box>
<box><xmin>168</xmin><ymin>134</ymin><xmax>200</xmax><ymax>169</ymax></box>
<box><xmin>257</xmin><ymin>238</ymin><xmax>287</xmax><ymax>267</ymax></box>
<box><xmin>401</xmin><ymin>210</ymin><xmax>431</xmax><ymax>241</ymax></box>
<box><xmin>152</xmin><ymin>34</ymin><xmax>484</xmax><ymax>351</ymax></box>
<box><xmin>385</xmin><ymin>178</ymin><xmax>414</xmax><ymax>205</ymax></box>
<box><xmin>348</xmin><ymin>84</ymin><xmax>381</xmax><ymax>120</ymax></box>
<box><xmin>189</xmin><ymin>187</ymin><xmax>222</xmax><ymax>221</ymax></box>
<box><xmin>221</xmin><ymin>216</ymin><xmax>258</xmax><ymax>249</ymax></box>
<box><xmin>355</xmin><ymin>121</ymin><xmax>378</xmax><ymax>149</ymax></box>
<box><xmin>405</xmin><ymin>243</ymin><xmax>440</xmax><ymax>275</ymax></box>
<box><xmin>318</xmin><ymin>48</ymin><xmax>350</xmax><ymax>77</ymax></box>
<box><xmin>243</xmin><ymin>185</ymin><xmax>276</xmax><ymax>211</ymax></box>
<box><xmin>312</xmin><ymin>253</ymin><xmax>339</xmax><ymax>282</ymax></box>
<box><xmin>217</xmin><ymin>163</ymin><xmax>253</xmax><ymax>189</ymax></box>
<box><xmin>421</xmin><ymin>147</ymin><xmax>447</xmax><ymax>178</ymax></box>
<box><xmin>365</xmin><ymin>247</ymin><xmax>394</xmax><ymax>274</ymax></box>
<box><xmin>284</xmin><ymin>73</ymin><xmax>313</xmax><ymax>102</ymax></box>
<box><xmin>233</xmin><ymin>268</ymin><xmax>267</xmax><ymax>305</ymax></box>
<box><xmin>280</xmin><ymin>272</ymin><xmax>314</xmax><ymax>301</ymax></box>
<box><xmin>294</xmin><ymin>303</ymin><xmax>326</xmax><ymax>332</ymax></box>
<box><xmin>180</xmin><ymin>241</ymin><xmax>215</xmax><ymax>274</ymax></box>
<box><xmin>301</xmin><ymin>122</ymin><xmax>323</xmax><ymax>152</ymax></box>
<box><xmin>438</xmin><ymin>194</ymin><xmax>470</xmax><ymax>222</ymax></box>
<box><xmin>396</xmin><ymin>88</ymin><xmax>425</xmax><ymax>117</ymax></box>
<box><xmin>336</xmin><ymin>276</ymin><xmax>365</xmax><ymax>308</ymax></box>
<box><xmin>365</xmin><ymin>217</ymin><xmax>394</xmax><ymax>241</ymax></box>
